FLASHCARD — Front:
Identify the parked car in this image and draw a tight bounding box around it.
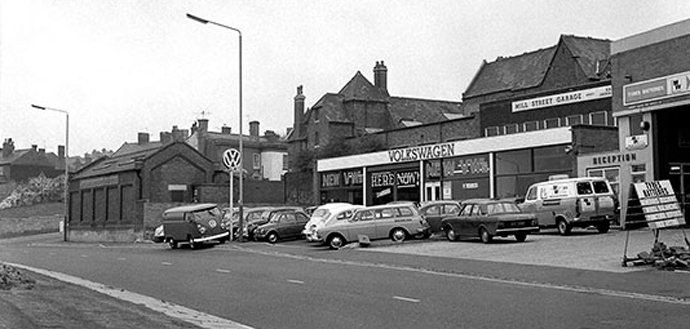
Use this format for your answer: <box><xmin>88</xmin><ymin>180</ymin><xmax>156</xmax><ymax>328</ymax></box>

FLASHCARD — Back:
<box><xmin>160</xmin><ymin>203</ymin><xmax>231</xmax><ymax>249</ymax></box>
<box><xmin>245</xmin><ymin>207</ymin><xmax>303</xmax><ymax>240</ymax></box>
<box><xmin>418</xmin><ymin>200</ymin><xmax>462</xmax><ymax>234</ymax></box>
<box><xmin>314</xmin><ymin>203</ymin><xmax>430</xmax><ymax>250</ymax></box>
<box><xmin>302</xmin><ymin>203</ymin><xmax>364</xmax><ymax>242</ymax></box>
<box><xmin>253</xmin><ymin>209</ymin><xmax>310</xmax><ymax>243</ymax></box>
<box><xmin>441</xmin><ymin>199</ymin><xmax>539</xmax><ymax>243</ymax></box>
<box><xmin>518</xmin><ymin>177</ymin><xmax>617</xmax><ymax>235</ymax></box>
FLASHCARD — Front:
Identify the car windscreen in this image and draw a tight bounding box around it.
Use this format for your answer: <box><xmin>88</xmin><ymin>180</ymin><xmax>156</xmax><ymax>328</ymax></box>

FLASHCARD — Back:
<box><xmin>311</xmin><ymin>209</ymin><xmax>331</xmax><ymax>222</ymax></box>
<box><xmin>191</xmin><ymin>208</ymin><xmax>221</xmax><ymax>222</ymax></box>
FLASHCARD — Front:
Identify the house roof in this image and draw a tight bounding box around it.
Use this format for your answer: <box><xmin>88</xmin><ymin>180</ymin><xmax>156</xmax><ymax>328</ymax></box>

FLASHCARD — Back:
<box><xmin>388</xmin><ymin>97</ymin><xmax>464</xmax><ymax>129</ymax></box>
<box><xmin>338</xmin><ymin>71</ymin><xmax>389</xmax><ymax>101</ymax></box>
<box><xmin>463</xmin><ymin>35</ymin><xmax>611</xmax><ymax>99</ymax></box>
<box><xmin>72</xmin><ymin>146</ymin><xmax>160</xmax><ymax>179</ymax></box>
<box><xmin>113</xmin><ymin>141</ymin><xmax>164</xmax><ymax>157</ymax></box>
<box><xmin>0</xmin><ymin>149</ymin><xmax>30</xmax><ymax>165</ymax></box>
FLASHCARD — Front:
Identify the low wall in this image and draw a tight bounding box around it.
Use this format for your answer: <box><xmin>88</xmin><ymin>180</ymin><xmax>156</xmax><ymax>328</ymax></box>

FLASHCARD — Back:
<box><xmin>67</xmin><ymin>226</ymin><xmax>142</xmax><ymax>243</ymax></box>
<box><xmin>0</xmin><ymin>215</ymin><xmax>62</xmax><ymax>239</ymax></box>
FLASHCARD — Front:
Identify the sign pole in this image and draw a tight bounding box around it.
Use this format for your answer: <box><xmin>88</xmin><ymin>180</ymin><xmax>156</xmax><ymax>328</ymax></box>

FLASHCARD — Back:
<box><xmin>229</xmin><ymin>168</ymin><xmax>234</xmax><ymax>240</ymax></box>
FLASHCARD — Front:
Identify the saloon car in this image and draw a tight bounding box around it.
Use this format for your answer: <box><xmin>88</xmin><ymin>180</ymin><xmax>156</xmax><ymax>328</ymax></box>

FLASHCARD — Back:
<box><xmin>253</xmin><ymin>209</ymin><xmax>310</xmax><ymax>243</ymax></box>
<box><xmin>302</xmin><ymin>203</ymin><xmax>364</xmax><ymax>242</ymax></box>
<box><xmin>418</xmin><ymin>200</ymin><xmax>462</xmax><ymax>234</ymax></box>
<box><xmin>441</xmin><ymin>199</ymin><xmax>539</xmax><ymax>243</ymax></box>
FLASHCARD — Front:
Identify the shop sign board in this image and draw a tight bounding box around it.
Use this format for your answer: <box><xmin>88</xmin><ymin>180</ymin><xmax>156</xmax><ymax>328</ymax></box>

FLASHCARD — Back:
<box><xmin>512</xmin><ymin>85</ymin><xmax>611</xmax><ymax>112</ymax></box>
<box><xmin>321</xmin><ymin>172</ymin><xmax>341</xmax><ymax>188</ymax></box>
<box><xmin>80</xmin><ymin>175</ymin><xmax>119</xmax><ymax>189</ymax></box>
<box><xmin>371</xmin><ymin>170</ymin><xmax>419</xmax><ymax>188</ymax></box>
<box><xmin>388</xmin><ymin>143</ymin><xmax>454</xmax><ymax>163</ymax></box>
<box><xmin>624</xmin><ymin>70</ymin><xmax>690</xmax><ymax>106</ymax></box>
<box><xmin>633</xmin><ymin>180</ymin><xmax>686</xmax><ymax>229</ymax></box>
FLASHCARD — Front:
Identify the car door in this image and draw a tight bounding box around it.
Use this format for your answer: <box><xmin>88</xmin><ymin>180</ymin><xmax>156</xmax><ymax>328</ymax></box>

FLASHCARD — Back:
<box><xmin>374</xmin><ymin>207</ymin><xmax>397</xmax><ymax>239</ymax></box>
<box><xmin>421</xmin><ymin>204</ymin><xmax>444</xmax><ymax>233</ymax></box>
<box><xmin>293</xmin><ymin>212</ymin><xmax>310</xmax><ymax>238</ymax></box>
<box><xmin>455</xmin><ymin>204</ymin><xmax>475</xmax><ymax>237</ymax></box>
<box><xmin>576</xmin><ymin>181</ymin><xmax>597</xmax><ymax>218</ymax></box>
<box><xmin>348</xmin><ymin>210</ymin><xmax>375</xmax><ymax>241</ymax></box>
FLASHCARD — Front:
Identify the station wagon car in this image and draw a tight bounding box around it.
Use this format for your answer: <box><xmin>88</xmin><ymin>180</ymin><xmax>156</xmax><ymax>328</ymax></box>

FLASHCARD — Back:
<box><xmin>161</xmin><ymin>203</ymin><xmax>230</xmax><ymax>249</ymax></box>
<box><xmin>314</xmin><ymin>204</ymin><xmax>430</xmax><ymax>249</ymax></box>
<box><xmin>441</xmin><ymin>199</ymin><xmax>539</xmax><ymax>243</ymax></box>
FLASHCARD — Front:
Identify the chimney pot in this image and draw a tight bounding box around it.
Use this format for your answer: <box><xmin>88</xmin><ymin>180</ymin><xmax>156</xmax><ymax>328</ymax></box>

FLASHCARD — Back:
<box><xmin>222</xmin><ymin>126</ymin><xmax>232</xmax><ymax>134</ymax></box>
<box><xmin>249</xmin><ymin>121</ymin><xmax>260</xmax><ymax>137</ymax></box>
<box><xmin>138</xmin><ymin>132</ymin><xmax>150</xmax><ymax>145</ymax></box>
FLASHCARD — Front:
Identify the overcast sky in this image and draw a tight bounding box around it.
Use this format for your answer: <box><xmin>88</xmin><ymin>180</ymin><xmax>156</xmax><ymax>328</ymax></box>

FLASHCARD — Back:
<box><xmin>1</xmin><ymin>0</ymin><xmax>688</xmax><ymax>156</ymax></box>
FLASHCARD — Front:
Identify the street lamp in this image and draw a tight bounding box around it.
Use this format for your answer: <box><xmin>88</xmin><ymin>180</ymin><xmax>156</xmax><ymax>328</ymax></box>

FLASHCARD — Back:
<box><xmin>186</xmin><ymin>13</ymin><xmax>244</xmax><ymax>240</ymax></box>
<box><xmin>32</xmin><ymin>104</ymin><xmax>69</xmax><ymax>242</ymax></box>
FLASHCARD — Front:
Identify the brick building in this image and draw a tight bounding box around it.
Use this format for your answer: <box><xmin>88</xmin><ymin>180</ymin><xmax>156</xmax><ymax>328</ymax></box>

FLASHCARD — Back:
<box><xmin>601</xmin><ymin>18</ymin><xmax>690</xmax><ymax>226</ymax></box>
<box><xmin>315</xmin><ymin>35</ymin><xmax>620</xmax><ymax>205</ymax></box>
<box><xmin>187</xmin><ymin>118</ymin><xmax>287</xmax><ymax>182</ymax></box>
<box><xmin>68</xmin><ymin>141</ymin><xmax>215</xmax><ymax>241</ymax></box>
<box><xmin>0</xmin><ymin>138</ymin><xmax>65</xmax><ymax>183</ymax></box>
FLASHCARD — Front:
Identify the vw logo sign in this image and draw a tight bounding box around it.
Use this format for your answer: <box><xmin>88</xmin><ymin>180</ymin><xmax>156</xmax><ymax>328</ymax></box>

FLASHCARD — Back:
<box><xmin>208</xmin><ymin>219</ymin><xmax>217</xmax><ymax>228</ymax></box>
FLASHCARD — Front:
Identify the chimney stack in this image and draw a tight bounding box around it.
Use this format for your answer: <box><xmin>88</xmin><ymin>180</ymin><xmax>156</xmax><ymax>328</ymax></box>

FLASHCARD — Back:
<box><xmin>293</xmin><ymin>85</ymin><xmax>305</xmax><ymax>137</ymax></box>
<box><xmin>160</xmin><ymin>132</ymin><xmax>173</xmax><ymax>144</ymax></box>
<box><xmin>138</xmin><ymin>132</ymin><xmax>150</xmax><ymax>145</ymax></box>
<box><xmin>58</xmin><ymin>145</ymin><xmax>65</xmax><ymax>160</ymax></box>
<box><xmin>2</xmin><ymin>138</ymin><xmax>14</xmax><ymax>158</ymax></box>
<box><xmin>31</xmin><ymin>144</ymin><xmax>38</xmax><ymax>151</ymax></box>
<box><xmin>198</xmin><ymin>118</ymin><xmax>209</xmax><ymax>132</ymax></box>
<box><xmin>222</xmin><ymin>126</ymin><xmax>232</xmax><ymax>134</ymax></box>
<box><xmin>249</xmin><ymin>121</ymin><xmax>260</xmax><ymax>137</ymax></box>
<box><xmin>374</xmin><ymin>60</ymin><xmax>388</xmax><ymax>92</ymax></box>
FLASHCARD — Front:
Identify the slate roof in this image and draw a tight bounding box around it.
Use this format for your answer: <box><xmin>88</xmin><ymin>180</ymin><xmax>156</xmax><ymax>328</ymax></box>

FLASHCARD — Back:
<box><xmin>293</xmin><ymin>69</ymin><xmax>464</xmax><ymax>140</ymax></box>
<box><xmin>113</xmin><ymin>141</ymin><xmax>163</xmax><ymax>157</ymax></box>
<box><xmin>463</xmin><ymin>35</ymin><xmax>611</xmax><ymax>98</ymax></box>
<box><xmin>72</xmin><ymin>146</ymin><xmax>160</xmax><ymax>179</ymax></box>
<box><xmin>0</xmin><ymin>149</ymin><xmax>30</xmax><ymax>165</ymax></box>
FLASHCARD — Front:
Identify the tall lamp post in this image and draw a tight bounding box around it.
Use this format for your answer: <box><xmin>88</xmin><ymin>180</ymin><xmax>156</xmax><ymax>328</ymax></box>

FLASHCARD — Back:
<box><xmin>32</xmin><ymin>104</ymin><xmax>69</xmax><ymax>242</ymax></box>
<box><xmin>186</xmin><ymin>13</ymin><xmax>244</xmax><ymax>239</ymax></box>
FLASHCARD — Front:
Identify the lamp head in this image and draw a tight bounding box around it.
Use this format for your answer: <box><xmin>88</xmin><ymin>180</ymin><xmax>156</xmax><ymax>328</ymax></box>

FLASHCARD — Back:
<box><xmin>186</xmin><ymin>13</ymin><xmax>209</xmax><ymax>24</ymax></box>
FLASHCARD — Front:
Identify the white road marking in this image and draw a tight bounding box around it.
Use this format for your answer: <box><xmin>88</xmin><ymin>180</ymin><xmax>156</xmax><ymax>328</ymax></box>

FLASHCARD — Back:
<box><xmin>216</xmin><ymin>269</ymin><xmax>231</xmax><ymax>274</ymax></box>
<box><xmin>99</xmin><ymin>244</ymin><xmax>107</xmax><ymax>248</ymax></box>
<box><xmin>117</xmin><ymin>258</ymin><xmax>126</xmax><ymax>261</ymax></box>
<box><xmin>287</xmin><ymin>279</ymin><xmax>304</xmax><ymax>285</ymax></box>
<box><xmin>80</xmin><ymin>254</ymin><xmax>89</xmax><ymax>258</ymax></box>
<box><xmin>4</xmin><ymin>262</ymin><xmax>254</xmax><ymax>329</ymax></box>
<box><xmin>161</xmin><ymin>262</ymin><xmax>172</xmax><ymax>266</ymax></box>
<box><xmin>393</xmin><ymin>296</ymin><xmax>420</xmax><ymax>303</ymax></box>
<box><xmin>237</xmin><ymin>246</ymin><xmax>690</xmax><ymax>306</ymax></box>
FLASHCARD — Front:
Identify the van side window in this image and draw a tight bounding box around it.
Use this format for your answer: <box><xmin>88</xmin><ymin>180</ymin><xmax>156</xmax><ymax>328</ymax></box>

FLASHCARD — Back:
<box><xmin>526</xmin><ymin>187</ymin><xmax>537</xmax><ymax>201</ymax></box>
<box><xmin>577</xmin><ymin>182</ymin><xmax>593</xmax><ymax>195</ymax></box>
<box><xmin>376</xmin><ymin>208</ymin><xmax>395</xmax><ymax>219</ymax></box>
<box><xmin>592</xmin><ymin>181</ymin><xmax>610</xmax><ymax>194</ymax></box>
<box><xmin>396</xmin><ymin>207</ymin><xmax>414</xmax><ymax>217</ymax></box>
<box><xmin>358</xmin><ymin>210</ymin><xmax>374</xmax><ymax>221</ymax></box>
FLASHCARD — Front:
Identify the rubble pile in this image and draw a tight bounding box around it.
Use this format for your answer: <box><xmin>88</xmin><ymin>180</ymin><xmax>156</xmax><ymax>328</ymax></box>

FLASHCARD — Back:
<box><xmin>0</xmin><ymin>264</ymin><xmax>36</xmax><ymax>290</ymax></box>
<box><xmin>634</xmin><ymin>242</ymin><xmax>690</xmax><ymax>271</ymax></box>
<box><xmin>0</xmin><ymin>173</ymin><xmax>64</xmax><ymax>210</ymax></box>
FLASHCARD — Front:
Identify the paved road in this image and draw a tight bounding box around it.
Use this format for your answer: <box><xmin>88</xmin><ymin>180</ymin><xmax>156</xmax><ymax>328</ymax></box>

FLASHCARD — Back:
<box><xmin>2</xmin><ymin>231</ymin><xmax>690</xmax><ymax>328</ymax></box>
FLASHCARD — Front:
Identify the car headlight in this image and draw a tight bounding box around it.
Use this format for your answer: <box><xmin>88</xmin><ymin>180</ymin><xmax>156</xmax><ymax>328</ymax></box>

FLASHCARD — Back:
<box><xmin>197</xmin><ymin>224</ymin><xmax>207</xmax><ymax>234</ymax></box>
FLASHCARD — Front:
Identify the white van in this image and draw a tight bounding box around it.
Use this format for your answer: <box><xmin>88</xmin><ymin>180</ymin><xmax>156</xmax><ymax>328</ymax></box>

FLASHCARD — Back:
<box><xmin>519</xmin><ymin>177</ymin><xmax>617</xmax><ymax>235</ymax></box>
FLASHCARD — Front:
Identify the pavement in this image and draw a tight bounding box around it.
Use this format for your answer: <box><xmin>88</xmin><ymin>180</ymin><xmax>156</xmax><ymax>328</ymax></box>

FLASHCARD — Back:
<box><xmin>1</xmin><ymin>227</ymin><xmax>690</xmax><ymax>329</ymax></box>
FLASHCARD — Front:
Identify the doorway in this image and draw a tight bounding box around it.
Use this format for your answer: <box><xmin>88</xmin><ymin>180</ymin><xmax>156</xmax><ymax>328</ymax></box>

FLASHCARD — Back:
<box><xmin>425</xmin><ymin>182</ymin><xmax>441</xmax><ymax>201</ymax></box>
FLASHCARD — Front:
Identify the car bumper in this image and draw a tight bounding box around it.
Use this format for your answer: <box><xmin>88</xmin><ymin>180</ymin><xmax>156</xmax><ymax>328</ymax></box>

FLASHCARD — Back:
<box><xmin>190</xmin><ymin>231</ymin><xmax>230</xmax><ymax>243</ymax></box>
<box><xmin>495</xmin><ymin>226</ymin><xmax>540</xmax><ymax>235</ymax></box>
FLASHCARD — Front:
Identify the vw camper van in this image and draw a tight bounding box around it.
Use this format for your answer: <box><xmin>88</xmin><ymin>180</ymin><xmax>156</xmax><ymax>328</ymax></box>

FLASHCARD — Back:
<box><xmin>161</xmin><ymin>203</ymin><xmax>230</xmax><ymax>249</ymax></box>
<box><xmin>519</xmin><ymin>177</ymin><xmax>616</xmax><ymax>235</ymax></box>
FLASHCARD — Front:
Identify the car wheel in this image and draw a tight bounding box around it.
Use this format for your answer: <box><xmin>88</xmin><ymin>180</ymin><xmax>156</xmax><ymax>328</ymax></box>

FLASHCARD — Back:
<box><xmin>557</xmin><ymin>219</ymin><xmax>572</xmax><ymax>236</ymax></box>
<box><xmin>188</xmin><ymin>236</ymin><xmax>197</xmax><ymax>249</ymax></box>
<box><xmin>390</xmin><ymin>228</ymin><xmax>406</xmax><ymax>243</ymax></box>
<box><xmin>480</xmin><ymin>228</ymin><xmax>492</xmax><ymax>244</ymax></box>
<box><xmin>445</xmin><ymin>227</ymin><xmax>458</xmax><ymax>242</ymax></box>
<box><xmin>328</xmin><ymin>235</ymin><xmax>345</xmax><ymax>250</ymax></box>
<box><xmin>597</xmin><ymin>221</ymin><xmax>610</xmax><ymax>233</ymax></box>
<box><xmin>167</xmin><ymin>238</ymin><xmax>178</xmax><ymax>249</ymax></box>
<box><xmin>267</xmin><ymin>232</ymin><xmax>279</xmax><ymax>244</ymax></box>
<box><xmin>515</xmin><ymin>233</ymin><xmax>527</xmax><ymax>242</ymax></box>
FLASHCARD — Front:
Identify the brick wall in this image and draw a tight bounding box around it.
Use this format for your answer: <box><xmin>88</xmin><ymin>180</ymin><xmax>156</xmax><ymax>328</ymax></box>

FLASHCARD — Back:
<box><xmin>284</xmin><ymin>171</ymin><xmax>315</xmax><ymax>205</ymax></box>
<box><xmin>571</xmin><ymin>125</ymin><xmax>619</xmax><ymax>155</ymax></box>
<box><xmin>612</xmin><ymin>34</ymin><xmax>690</xmax><ymax>112</ymax></box>
<box><xmin>196</xmin><ymin>180</ymin><xmax>285</xmax><ymax>205</ymax></box>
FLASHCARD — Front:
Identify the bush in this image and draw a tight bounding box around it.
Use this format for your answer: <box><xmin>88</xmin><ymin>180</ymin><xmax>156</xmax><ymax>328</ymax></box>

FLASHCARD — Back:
<box><xmin>0</xmin><ymin>174</ymin><xmax>65</xmax><ymax>209</ymax></box>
